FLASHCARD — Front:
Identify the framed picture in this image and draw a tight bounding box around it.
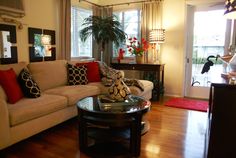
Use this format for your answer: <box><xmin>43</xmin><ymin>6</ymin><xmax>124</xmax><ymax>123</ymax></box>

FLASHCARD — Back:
<box><xmin>43</xmin><ymin>29</ymin><xmax>55</xmax><ymax>45</ymax></box>
<box><xmin>0</xmin><ymin>24</ymin><xmax>18</xmax><ymax>64</ymax></box>
<box><xmin>28</xmin><ymin>27</ymin><xmax>56</xmax><ymax>62</ymax></box>
<box><xmin>0</xmin><ymin>47</ymin><xmax>17</xmax><ymax>64</ymax></box>
<box><xmin>29</xmin><ymin>47</ymin><xmax>43</xmax><ymax>62</ymax></box>
<box><xmin>28</xmin><ymin>27</ymin><xmax>42</xmax><ymax>44</ymax></box>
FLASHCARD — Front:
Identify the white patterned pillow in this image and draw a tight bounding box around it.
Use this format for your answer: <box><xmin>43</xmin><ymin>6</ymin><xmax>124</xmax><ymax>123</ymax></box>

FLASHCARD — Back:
<box><xmin>18</xmin><ymin>68</ymin><xmax>41</xmax><ymax>98</ymax></box>
<box><xmin>67</xmin><ymin>64</ymin><xmax>88</xmax><ymax>85</ymax></box>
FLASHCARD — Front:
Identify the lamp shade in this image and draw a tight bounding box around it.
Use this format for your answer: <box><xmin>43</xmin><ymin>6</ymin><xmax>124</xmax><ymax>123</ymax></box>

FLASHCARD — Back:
<box><xmin>149</xmin><ymin>29</ymin><xmax>165</xmax><ymax>44</ymax></box>
<box><xmin>224</xmin><ymin>0</ymin><xmax>236</xmax><ymax>19</ymax></box>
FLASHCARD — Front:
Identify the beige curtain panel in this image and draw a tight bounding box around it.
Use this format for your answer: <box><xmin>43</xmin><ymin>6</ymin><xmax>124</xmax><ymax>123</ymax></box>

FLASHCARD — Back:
<box><xmin>141</xmin><ymin>1</ymin><xmax>163</xmax><ymax>40</ymax></box>
<box><xmin>92</xmin><ymin>6</ymin><xmax>113</xmax><ymax>65</ymax></box>
<box><xmin>102</xmin><ymin>7</ymin><xmax>113</xmax><ymax>66</ymax></box>
<box><xmin>59</xmin><ymin>0</ymin><xmax>71</xmax><ymax>61</ymax></box>
<box><xmin>92</xmin><ymin>6</ymin><xmax>101</xmax><ymax>61</ymax></box>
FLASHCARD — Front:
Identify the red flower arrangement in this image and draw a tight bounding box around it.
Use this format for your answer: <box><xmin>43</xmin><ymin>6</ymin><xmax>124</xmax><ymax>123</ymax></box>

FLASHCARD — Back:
<box><xmin>127</xmin><ymin>37</ymin><xmax>149</xmax><ymax>56</ymax></box>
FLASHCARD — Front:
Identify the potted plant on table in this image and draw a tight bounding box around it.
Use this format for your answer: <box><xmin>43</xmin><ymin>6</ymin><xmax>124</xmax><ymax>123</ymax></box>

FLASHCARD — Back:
<box><xmin>79</xmin><ymin>15</ymin><xmax>127</xmax><ymax>62</ymax></box>
<box><xmin>127</xmin><ymin>37</ymin><xmax>149</xmax><ymax>64</ymax></box>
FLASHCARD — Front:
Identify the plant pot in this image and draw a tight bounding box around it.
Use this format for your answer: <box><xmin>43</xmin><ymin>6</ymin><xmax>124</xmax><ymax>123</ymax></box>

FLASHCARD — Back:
<box><xmin>136</xmin><ymin>55</ymin><xmax>144</xmax><ymax>64</ymax></box>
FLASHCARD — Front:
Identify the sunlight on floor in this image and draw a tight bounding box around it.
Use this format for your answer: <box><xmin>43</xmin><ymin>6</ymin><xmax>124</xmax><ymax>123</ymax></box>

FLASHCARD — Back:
<box><xmin>145</xmin><ymin>144</ymin><xmax>161</xmax><ymax>154</ymax></box>
<box><xmin>184</xmin><ymin>111</ymin><xmax>207</xmax><ymax>158</ymax></box>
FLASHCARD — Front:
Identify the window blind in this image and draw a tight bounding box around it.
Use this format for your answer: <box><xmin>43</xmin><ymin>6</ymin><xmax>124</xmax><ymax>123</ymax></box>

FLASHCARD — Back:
<box><xmin>0</xmin><ymin>0</ymin><xmax>25</xmax><ymax>17</ymax></box>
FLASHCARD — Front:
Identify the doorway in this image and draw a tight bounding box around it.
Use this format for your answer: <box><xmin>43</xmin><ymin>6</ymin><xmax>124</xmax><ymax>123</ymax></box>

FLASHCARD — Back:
<box><xmin>185</xmin><ymin>6</ymin><xmax>229</xmax><ymax>99</ymax></box>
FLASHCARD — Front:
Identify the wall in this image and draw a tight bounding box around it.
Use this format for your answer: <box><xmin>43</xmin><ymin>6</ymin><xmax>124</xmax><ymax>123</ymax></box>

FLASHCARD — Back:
<box><xmin>0</xmin><ymin>0</ymin><xmax>58</xmax><ymax>63</ymax></box>
<box><xmin>162</xmin><ymin>0</ymin><xmax>186</xmax><ymax>96</ymax></box>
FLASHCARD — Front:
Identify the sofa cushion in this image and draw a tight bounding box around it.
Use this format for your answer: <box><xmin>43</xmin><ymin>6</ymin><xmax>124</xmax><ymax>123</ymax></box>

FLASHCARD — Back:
<box><xmin>44</xmin><ymin>85</ymin><xmax>101</xmax><ymax>106</ymax></box>
<box><xmin>0</xmin><ymin>62</ymin><xmax>28</xmax><ymax>102</ymax></box>
<box><xmin>8</xmin><ymin>94</ymin><xmax>68</xmax><ymax>126</ymax></box>
<box><xmin>28</xmin><ymin>60</ymin><xmax>67</xmax><ymax>91</ymax></box>
<box><xmin>18</xmin><ymin>68</ymin><xmax>41</xmax><ymax>98</ymax></box>
<box><xmin>0</xmin><ymin>68</ymin><xmax>23</xmax><ymax>104</ymax></box>
<box><xmin>76</xmin><ymin>62</ymin><xmax>101</xmax><ymax>82</ymax></box>
<box><xmin>67</xmin><ymin>64</ymin><xmax>88</xmax><ymax>85</ymax></box>
<box><xmin>129</xmin><ymin>80</ymin><xmax>153</xmax><ymax>96</ymax></box>
<box><xmin>87</xmin><ymin>82</ymin><xmax>109</xmax><ymax>94</ymax></box>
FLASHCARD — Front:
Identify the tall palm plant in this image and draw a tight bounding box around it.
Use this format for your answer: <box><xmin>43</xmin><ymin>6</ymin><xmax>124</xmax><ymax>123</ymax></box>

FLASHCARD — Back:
<box><xmin>80</xmin><ymin>15</ymin><xmax>127</xmax><ymax>61</ymax></box>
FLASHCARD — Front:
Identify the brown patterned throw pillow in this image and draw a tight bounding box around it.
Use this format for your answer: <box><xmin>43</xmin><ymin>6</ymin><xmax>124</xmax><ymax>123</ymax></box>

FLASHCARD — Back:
<box><xmin>18</xmin><ymin>68</ymin><xmax>41</xmax><ymax>98</ymax></box>
<box><xmin>67</xmin><ymin>64</ymin><xmax>88</xmax><ymax>85</ymax></box>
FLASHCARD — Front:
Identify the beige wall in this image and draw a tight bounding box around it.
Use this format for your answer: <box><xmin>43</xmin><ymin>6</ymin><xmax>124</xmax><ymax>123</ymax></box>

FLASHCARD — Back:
<box><xmin>162</xmin><ymin>0</ymin><xmax>186</xmax><ymax>96</ymax></box>
<box><xmin>0</xmin><ymin>0</ymin><xmax>58</xmax><ymax>63</ymax></box>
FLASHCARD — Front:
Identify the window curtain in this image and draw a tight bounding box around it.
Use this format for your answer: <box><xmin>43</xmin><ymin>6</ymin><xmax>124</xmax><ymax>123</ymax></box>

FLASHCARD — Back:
<box><xmin>141</xmin><ymin>1</ymin><xmax>163</xmax><ymax>40</ymax></box>
<box><xmin>141</xmin><ymin>1</ymin><xmax>163</xmax><ymax>63</ymax></box>
<box><xmin>59</xmin><ymin>0</ymin><xmax>71</xmax><ymax>60</ymax></box>
<box><xmin>92</xmin><ymin>6</ymin><xmax>101</xmax><ymax>62</ymax></box>
<box><xmin>92</xmin><ymin>6</ymin><xmax>113</xmax><ymax>65</ymax></box>
<box><xmin>102</xmin><ymin>7</ymin><xmax>113</xmax><ymax>66</ymax></box>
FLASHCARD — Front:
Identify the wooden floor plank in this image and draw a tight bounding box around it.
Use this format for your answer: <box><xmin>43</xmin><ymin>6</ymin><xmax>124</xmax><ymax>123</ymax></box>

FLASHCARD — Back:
<box><xmin>0</xmin><ymin>96</ymin><xmax>207</xmax><ymax>158</ymax></box>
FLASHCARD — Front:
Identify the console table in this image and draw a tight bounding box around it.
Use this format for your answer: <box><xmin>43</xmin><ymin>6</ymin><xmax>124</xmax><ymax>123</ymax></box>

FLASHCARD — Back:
<box><xmin>110</xmin><ymin>63</ymin><xmax>165</xmax><ymax>101</ymax></box>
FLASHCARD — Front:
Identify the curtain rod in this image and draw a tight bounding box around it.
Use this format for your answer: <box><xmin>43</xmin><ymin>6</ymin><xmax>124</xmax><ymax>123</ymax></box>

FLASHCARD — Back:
<box><xmin>79</xmin><ymin>0</ymin><xmax>162</xmax><ymax>8</ymax></box>
<box><xmin>79</xmin><ymin>0</ymin><xmax>102</xmax><ymax>7</ymax></box>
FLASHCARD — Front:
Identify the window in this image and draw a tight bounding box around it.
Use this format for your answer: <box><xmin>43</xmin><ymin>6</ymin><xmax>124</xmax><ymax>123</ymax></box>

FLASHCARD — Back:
<box><xmin>191</xmin><ymin>9</ymin><xmax>227</xmax><ymax>87</ymax></box>
<box><xmin>71</xmin><ymin>7</ymin><xmax>92</xmax><ymax>58</ymax></box>
<box><xmin>113</xmin><ymin>10</ymin><xmax>141</xmax><ymax>57</ymax></box>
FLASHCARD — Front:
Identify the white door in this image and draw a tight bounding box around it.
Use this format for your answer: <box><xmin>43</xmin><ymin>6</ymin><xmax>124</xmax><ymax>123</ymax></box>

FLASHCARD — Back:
<box><xmin>185</xmin><ymin>5</ymin><xmax>230</xmax><ymax>99</ymax></box>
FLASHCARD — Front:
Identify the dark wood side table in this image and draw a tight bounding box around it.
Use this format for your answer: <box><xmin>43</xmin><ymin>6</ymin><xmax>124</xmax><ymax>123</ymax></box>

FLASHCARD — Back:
<box><xmin>110</xmin><ymin>63</ymin><xmax>165</xmax><ymax>101</ymax></box>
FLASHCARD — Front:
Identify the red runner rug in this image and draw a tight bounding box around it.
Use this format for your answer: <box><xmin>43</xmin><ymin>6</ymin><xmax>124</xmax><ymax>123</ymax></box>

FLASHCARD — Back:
<box><xmin>165</xmin><ymin>98</ymin><xmax>208</xmax><ymax>112</ymax></box>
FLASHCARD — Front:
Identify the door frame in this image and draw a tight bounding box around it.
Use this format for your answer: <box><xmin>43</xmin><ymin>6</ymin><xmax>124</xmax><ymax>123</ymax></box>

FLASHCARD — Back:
<box><xmin>184</xmin><ymin>4</ymin><xmax>232</xmax><ymax>99</ymax></box>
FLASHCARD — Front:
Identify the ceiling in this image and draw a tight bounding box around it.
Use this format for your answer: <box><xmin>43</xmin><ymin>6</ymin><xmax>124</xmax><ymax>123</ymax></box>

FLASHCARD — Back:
<box><xmin>186</xmin><ymin>0</ymin><xmax>224</xmax><ymax>6</ymax></box>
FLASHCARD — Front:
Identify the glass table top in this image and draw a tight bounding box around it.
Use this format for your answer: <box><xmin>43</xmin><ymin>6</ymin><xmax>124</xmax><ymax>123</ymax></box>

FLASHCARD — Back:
<box><xmin>77</xmin><ymin>95</ymin><xmax>151</xmax><ymax>114</ymax></box>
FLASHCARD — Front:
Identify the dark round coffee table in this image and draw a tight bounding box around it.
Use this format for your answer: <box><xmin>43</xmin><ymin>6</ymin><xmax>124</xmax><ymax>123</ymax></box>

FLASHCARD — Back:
<box><xmin>77</xmin><ymin>95</ymin><xmax>151</xmax><ymax>157</ymax></box>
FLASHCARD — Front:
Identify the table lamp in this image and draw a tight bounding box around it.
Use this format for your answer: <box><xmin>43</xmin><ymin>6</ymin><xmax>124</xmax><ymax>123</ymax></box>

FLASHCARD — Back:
<box><xmin>149</xmin><ymin>29</ymin><xmax>165</xmax><ymax>63</ymax></box>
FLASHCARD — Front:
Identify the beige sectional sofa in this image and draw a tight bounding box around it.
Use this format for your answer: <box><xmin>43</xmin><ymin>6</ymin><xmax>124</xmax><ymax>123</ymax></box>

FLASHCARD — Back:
<box><xmin>0</xmin><ymin>60</ymin><xmax>153</xmax><ymax>149</ymax></box>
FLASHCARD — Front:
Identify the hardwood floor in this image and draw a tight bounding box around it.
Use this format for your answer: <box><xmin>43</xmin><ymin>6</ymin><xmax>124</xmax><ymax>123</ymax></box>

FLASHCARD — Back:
<box><xmin>0</xmin><ymin>96</ymin><xmax>207</xmax><ymax>158</ymax></box>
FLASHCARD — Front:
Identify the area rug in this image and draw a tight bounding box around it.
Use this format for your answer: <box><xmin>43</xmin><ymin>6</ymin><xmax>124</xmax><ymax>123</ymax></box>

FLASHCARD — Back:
<box><xmin>165</xmin><ymin>98</ymin><xmax>208</xmax><ymax>112</ymax></box>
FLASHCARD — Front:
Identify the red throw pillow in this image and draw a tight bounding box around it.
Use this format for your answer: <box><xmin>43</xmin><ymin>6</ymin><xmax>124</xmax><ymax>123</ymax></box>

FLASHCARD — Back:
<box><xmin>76</xmin><ymin>62</ymin><xmax>101</xmax><ymax>82</ymax></box>
<box><xmin>0</xmin><ymin>68</ymin><xmax>23</xmax><ymax>104</ymax></box>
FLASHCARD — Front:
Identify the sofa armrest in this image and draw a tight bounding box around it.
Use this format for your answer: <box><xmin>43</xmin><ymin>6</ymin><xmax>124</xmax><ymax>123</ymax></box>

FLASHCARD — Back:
<box><xmin>0</xmin><ymin>99</ymin><xmax>10</xmax><ymax>149</ymax></box>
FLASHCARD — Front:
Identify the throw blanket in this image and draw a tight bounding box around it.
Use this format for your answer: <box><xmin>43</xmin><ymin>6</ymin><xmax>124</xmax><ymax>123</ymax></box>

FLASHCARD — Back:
<box><xmin>98</xmin><ymin>62</ymin><xmax>144</xmax><ymax>91</ymax></box>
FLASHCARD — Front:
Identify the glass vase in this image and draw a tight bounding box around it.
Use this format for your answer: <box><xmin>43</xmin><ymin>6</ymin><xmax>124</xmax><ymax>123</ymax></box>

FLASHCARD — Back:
<box><xmin>136</xmin><ymin>55</ymin><xmax>144</xmax><ymax>64</ymax></box>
